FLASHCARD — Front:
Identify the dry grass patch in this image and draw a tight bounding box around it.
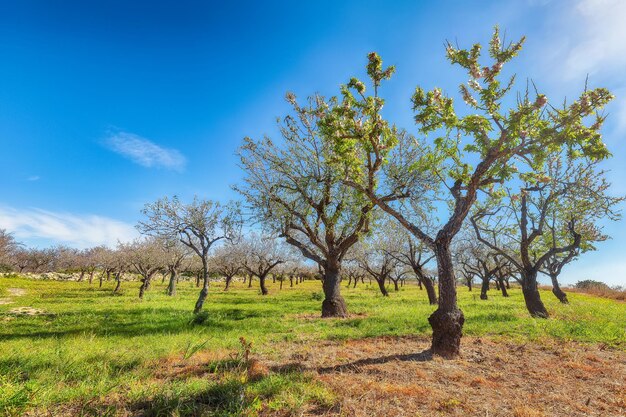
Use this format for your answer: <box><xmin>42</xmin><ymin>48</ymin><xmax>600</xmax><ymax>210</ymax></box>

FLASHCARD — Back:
<box><xmin>262</xmin><ymin>335</ymin><xmax>626</xmax><ymax>416</ymax></box>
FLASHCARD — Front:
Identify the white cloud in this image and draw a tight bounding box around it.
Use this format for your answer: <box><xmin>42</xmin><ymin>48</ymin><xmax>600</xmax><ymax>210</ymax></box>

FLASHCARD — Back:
<box><xmin>104</xmin><ymin>131</ymin><xmax>186</xmax><ymax>171</ymax></box>
<box><xmin>26</xmin><ymin>175</ymin><xmax>40</xmax><ymax>181</ymax></box>
<box><xmin>554</xmin><ymin>0</ymin><xmax>626</xmax><ymax>81</ymax></box>
<box><xmin>0</xmin><ymin>205</ymin><xmax>138</xmax><ymax>249</ymax></box>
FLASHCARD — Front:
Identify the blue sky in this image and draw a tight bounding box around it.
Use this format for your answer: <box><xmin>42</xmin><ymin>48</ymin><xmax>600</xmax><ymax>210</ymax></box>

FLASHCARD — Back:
<box><xmin>1</xmin><ymin>0</ymin><xmax>624</xmax><ymax>285</ymax></box>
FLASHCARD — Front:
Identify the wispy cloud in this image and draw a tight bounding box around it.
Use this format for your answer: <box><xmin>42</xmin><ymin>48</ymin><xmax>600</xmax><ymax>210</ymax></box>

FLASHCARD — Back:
<box><xmin>26</xmin><ymin>175</ymin><xmax>40</xmax><ymax>181</ymax></box>
<box><xmin>0</xmin><ymin>205</ymin><xmax>138</xmax><ymax>248</ymax></box>
<box><xmin>104</xmin><ymin>131</ymin><xmax>186</xmax><ymax>171</ymax></box>
<box><xmin>564</xmin><ymin>0</ymin><xmax>626</xmax><ymax>78</ymax></box>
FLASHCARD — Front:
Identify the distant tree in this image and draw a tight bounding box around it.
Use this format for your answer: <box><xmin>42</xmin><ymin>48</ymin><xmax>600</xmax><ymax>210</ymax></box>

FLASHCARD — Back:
<box><xmin>138</xmin><ymin>196</ymin><xmax>242</xmax><ymax>313</ymax></box>
<box><xmin>161</xmin><ymin>239</ymin><xmax>190</xmax><ymax>296</ymax></box>
<box><xmin>240</xmin><ymin>234</ymin><xmax>288</xmax><ymax>296</ymax></box>
<box><xmin>210</xmin><ymin>242</ymin><xmax>244</xmax><ymax>291</ymax></box>
<box><xmin>0</xmin><ymin>229</ymin><xmax>21</xmax><ymax>270</ymax></box>
<box><xmin>121</xmin><ymin>238</ymin><xmax>165</xmax><ymax>299</ymax></box>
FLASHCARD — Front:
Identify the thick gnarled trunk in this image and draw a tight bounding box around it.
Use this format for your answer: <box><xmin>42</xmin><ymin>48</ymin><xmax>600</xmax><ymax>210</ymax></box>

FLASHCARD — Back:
<box><xmin>521</xmin><ymin>271</ymin><xmax>549</xmax><ymax>318</ymax></box>
<box><xmin>429</xmin><ymin>241</ymin><xmax>463</xmax><ymax>358</ymax></box>
<box><xmin>259</xmin><ymin>275</ymin><xmax>269</xmax><ymax>295</ymax></box>
<box><xmin>480</xmin><ymin>277</ymin><xmax>489</xmax><ymax>300</ymax></box>
<box><xmin>376</xmin><ymin>277</ymin><xmax>389</xmax><ymax>296</ymax></box>
<box><xmin>321</xmin><ymin>262</ymin><xmax>348</xmax><ymax>318</ymax></box>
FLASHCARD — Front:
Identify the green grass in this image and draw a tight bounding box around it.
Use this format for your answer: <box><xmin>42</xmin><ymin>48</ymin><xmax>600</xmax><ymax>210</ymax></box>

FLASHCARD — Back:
<box><xmin>0</xmin><ymin>276</ymin><xmax>624</xmax><ymax>416</ymax></box>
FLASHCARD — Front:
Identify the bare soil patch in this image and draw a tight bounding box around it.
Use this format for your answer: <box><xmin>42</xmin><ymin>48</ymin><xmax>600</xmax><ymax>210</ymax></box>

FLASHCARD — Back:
<box><xmin>7</xmin><ymin>306</ymin><xmax>51</xmax><ymax>316</ymax></box>
<box><xmin>0</xmin><ymin>298</ymin><xmax>13</xmax><ymax>305</ymax></box>
<box><xmin>265</xmin><ymin>335</ymin><xmax>626</xmax><ymax>416</ymax></box>
<box><xmin>7</xmin><ymin>288</ymin><xmax>27</xmax><ymax>296</ymax></box>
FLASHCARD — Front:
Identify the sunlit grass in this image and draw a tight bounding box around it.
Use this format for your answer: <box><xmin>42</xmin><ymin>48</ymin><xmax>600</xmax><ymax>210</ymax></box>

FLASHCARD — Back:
<box><xmin>1</xmin><ymin>276</ymin><xmax>624</xmax><ymax>415</ymax></box>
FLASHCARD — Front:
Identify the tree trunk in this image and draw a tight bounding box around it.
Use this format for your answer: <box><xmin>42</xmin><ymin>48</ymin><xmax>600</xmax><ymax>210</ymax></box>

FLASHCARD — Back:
<box><xmin>99</xmin><ymin>273</ymin><xmax>104</xmax><ymax>288</ymax></box>
<box><xmin>248</xmin><ymin>274</ymin><xmax>253</xmax><ymax>288</ymax></box>
<box><xmin>353</xmin><ymin>277</ymin><xmax>358</xmax><ymax>288</ymax></box>
<box><xmin>88</xmin><ymin>271</ymin><xmax>94</xmax><ymax>284</ymax></box>
<box><xmin>195</xmin><ymin>272</ymin><xmax>201</xmax><ymax>287</ymax></box>
<box><xmin>193</xmin><ymin>263</ymin><xmax>209</xmax><ymax>314</ymax></box>
<box><xmin>167</xmin><ymin>270</ymin><xmax>177</xmax><ymax>296</ymax></box>
<box><xmin>466</xmin><ymin>277</ymin><xmax>472</xmax><ymax>291</ymax></box>
<box><xmin>139</xmin><ymin>276</ymin><xmax>152</xmax><ymax>299</ymax></box>
<box><xmin>550</xmin><ymin>273</ymin><xmax>568</xmax><ymax>304</ymax></box>
<box><xmin>423</xmin><ymin>277</ymin><xmax>438</xmax><ymax>305</ymax></box>
<box><xmin>290</xmin><ymin>275</ymin><xmax>294</xmax><ymax>287</ymax></box>
<box><xmin>521</xmin><ymin>271</ymin><xmax>549</xmax><ymax>318</ymax></box>
<box><xmin>498</xmin><ymin>277</ymin><xmax>508</xmax><ymax>297</ymax></box>
<box><xmin>428</xmin><ymin>240</ymin><xmax>464</xmax><ymax>358</ymax></box>
<box><xmin>78</xmin><ymin>270</ymin><xmax>85</xmax><ymax>282</ymax></box>
<box><xmin>321</xmin><ymin>262</ymin><xmax>348</xmax><ymax>317</ymax></box>
<box><xmin>505</xmin><ymin>278</ymin><xmax>510</xmax><ymax>289</ymax></box>
<box><xmin>279</xmin><ymin>276</ymin><xmax>284</xmax><ymax>290</ymax></box>
<box><xmin>376</xmin><ymin>277</ymin><xmax>389</xmax><ymax>296</ymax></box>
<box><xmin>392</xmin><ymin>279</ymin><xmax>399</xmax><ymax>291</ymax></box>
<box><xmin>417</xmin><ymin>277</ymin><xmax>423</xmax><ymax>290</ymax></box>
<box><xmin>224</xmin><ymin>276</ymin><xmax>232</xmax><ymax>291</ymax></box>
<box><xmin>113</xmin><ymin>272</ymin><xmax>122</xmax><ymax>293</ymax></box>
<box><xmin>259</xmin><ymin>275</ymin><xmax>269</xmax><ymax>295</ymax></box>
<box><xmin>480</xmin><ymin>277</ymin><xmax>489</xmax><ymax>300</ymax></box>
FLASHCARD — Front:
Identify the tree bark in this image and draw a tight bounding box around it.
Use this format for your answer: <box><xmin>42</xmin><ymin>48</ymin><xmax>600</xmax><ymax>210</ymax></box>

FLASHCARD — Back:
<box><xmin>193</xmin><ymin>263</ymin><xmax>209</xmax><ymax>314</ymax></box>
<box><xmin>466</xmin><ymin>277</ymin><xmax>472</xmax><ymax>291</ymax></box>
<box><xmin>78</xmin><ymin>270</ymin><xmax>85</xmax><ymax>282</ymax></box>
<box><xmin>167</xmin><ymin>270</ymin><xmax>177</xmax><ymax>296</ymax></box>
<box><xmin>113</xmin><ymin>272</ymin><xmax>122</xmax><ymax>293</ymax></box>
<box><xmin>521</xmin><ymin>271</ymin><xmax>549</xmax><ymax>318</ymax></box>
<box><xmin>139</xmin><ymin>276</ymin><xmax>152</xmax><ymax>299</ymax></box>
<box><xmin>224</xmin><ymin>276</ymin><xmax>233</xmax><ymax>291</ymax></box>
<box><xmin>549</xmin><ymin>273</ymin><xmax>568</xmax><ymax>304</ymax></box>
<box><xmin>321</xmin><ymin>262</ymin><xmax>348</xmax><ymax>317</ymax></box>
<box><xmin>392</xmin><ymin>279</ymin><xmax>399</xmax><ymax>291</ymax></box>
<box><xmin>480</xmin><ymin>277</ymin><xmax>489</xmax><ymax>300</ymax></box>
<box><xmin>428</xmin><ymin>240</ymin><xmax>464</xmax><ymax>358</ymax></box>
<box><xmin>259</xmin><ymin>275</ymin><xmax>269</xmax><ymax>295</ymax></box>
<box><xmin>376</xmin><ymin>277</ymin><xmax>389</xmax><ymax>296</ymax></box>
<box><xmin>248</xmin><ymin>274</ymin><xmax>253</xmax><ymax>288</ymax></box>
<box><xmin>423</xmin><ymin>277</ymin><xmax>438</xmax><ymax>305</ymax></box>
<box><xmin>497</xmin><ymin>277</ymin><xmax>508</xmax><ymax>297</ymax></box>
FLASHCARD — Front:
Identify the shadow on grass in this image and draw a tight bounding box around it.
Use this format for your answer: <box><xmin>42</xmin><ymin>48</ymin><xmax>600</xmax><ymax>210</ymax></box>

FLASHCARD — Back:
<box><xmin>316</xmin><ymin>348</ymin><xmax>433</xmax><ymax>374</ymax></box>
<box><xmin>0</xmin><ymin>307</ymin><xmax>265</xmax><ymax>341</ymax></box>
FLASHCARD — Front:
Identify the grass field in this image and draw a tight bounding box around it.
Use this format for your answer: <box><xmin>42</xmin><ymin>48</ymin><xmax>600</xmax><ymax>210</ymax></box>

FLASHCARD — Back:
<box><xmin>0</xmin><ymin>276</ymin><xmax>625</xmax><ymax>416</ymax></box>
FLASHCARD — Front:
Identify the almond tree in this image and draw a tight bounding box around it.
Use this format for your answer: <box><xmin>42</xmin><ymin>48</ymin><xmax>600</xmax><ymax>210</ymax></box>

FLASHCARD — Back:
<box><xmin>0</xmin><ymin>230</ymin><xmax>21</xmax><ymax>270</ymax></box>
<box><xmin>240</xmin><ymin>234</ymin><xmax>288</xmax><ymax>296</ymax></box>
<box><xmin>162</xmin><ymin>239</ymin><xmax>190</xmax><ymax>296</ymax></box>
<box><xmin>321</xmin><ymin>29</ymin><xmax>613</xmax><ymax>357</ymax></box>
<box><xmin>138</xmin><ymin>196</ymin><xmax>242</xmax><ymax>313</ymax></box>
<box><xmin>122</xmin><ymin>238</ymin><xmax>165</xmax><ymax>299</ymax></box>
<box><xmin>471</xmin><ymin>155</ymin><xmax>622</xmax><ymax>317</ymax></box>
<box><xmin>210</xmin><ymin>242</ymin><xmax>244</xmax><ymax>291</ymax></box>
<box><xmin>236</xmin><ymin>94</ymin><xmax>375</xmax><ymax>317</ymax></box>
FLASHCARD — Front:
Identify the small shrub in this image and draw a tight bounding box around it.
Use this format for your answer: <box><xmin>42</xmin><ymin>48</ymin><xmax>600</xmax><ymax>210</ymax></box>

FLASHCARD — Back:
<box><xmin>310</xmin><ymin>291</ymin><xmax>323</xmax><ymax>301</ymax></box>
